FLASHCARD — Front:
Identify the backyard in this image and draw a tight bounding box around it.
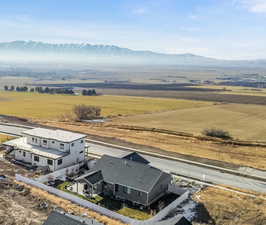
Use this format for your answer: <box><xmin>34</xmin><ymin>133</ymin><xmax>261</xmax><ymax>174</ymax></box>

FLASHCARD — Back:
<box><xmin>57</xmin><ymin>181</ymin><xmax>178</xmax><ymax>220</ymax></box>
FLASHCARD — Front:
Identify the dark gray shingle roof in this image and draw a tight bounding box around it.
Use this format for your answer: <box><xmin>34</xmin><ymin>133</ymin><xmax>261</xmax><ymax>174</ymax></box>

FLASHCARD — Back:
<box><xmin>43</xmin><ymin>211</ymin><xmax>103</xmax><ymax>225</ymax></box>
<box><xmin>121</xmin><ymin>152</ymin><xmax>150</xmax><ymax>164</ymax></box>
<box><xmin>89</xmin><ymin>155</ymin><xmax>166</xmax><ymax>193</ymax></box>
<box><xmin>84</xmin><ymin>170</ymin><xmax>103</xmax><ymax>185</ymax></box>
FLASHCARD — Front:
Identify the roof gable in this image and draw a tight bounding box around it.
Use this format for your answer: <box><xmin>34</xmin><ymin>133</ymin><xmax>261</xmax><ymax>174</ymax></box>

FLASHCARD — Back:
<box><xmin>121</xmin><ymin>152</ymin><xmax>150</xmax><ymax>164</ymax></box>
<box><xmin>84</xmin><ymin>171</ymin><xmax>103</xmax><ymax>185</ymax></box>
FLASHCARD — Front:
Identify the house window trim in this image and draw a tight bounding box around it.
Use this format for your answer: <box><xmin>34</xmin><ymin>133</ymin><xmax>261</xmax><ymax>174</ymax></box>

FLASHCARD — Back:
<box><xmin>47</xmin><ymin>159</ymin><xmax>53</xmax><ymax>166</ymax></box>
<box><xmin>34</xmin><ymin>155</ymin><xmax>39</xmax><ymax>162</ymax></box>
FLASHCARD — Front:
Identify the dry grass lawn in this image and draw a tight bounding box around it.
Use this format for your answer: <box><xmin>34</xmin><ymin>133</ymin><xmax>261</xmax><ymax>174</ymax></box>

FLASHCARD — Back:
<box><xmin>0</xmin><ymin>91</ymin><xmax>211</xmax><ymax>120</ymax></box>
<box><xmin>194</xmin><ymin>187</ymin><xmax>266</xmax><ymax>225</ymax></box>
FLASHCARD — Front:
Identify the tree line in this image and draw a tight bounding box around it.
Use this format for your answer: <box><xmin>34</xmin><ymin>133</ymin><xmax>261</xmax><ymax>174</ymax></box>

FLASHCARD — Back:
<box><xmin>4</xmin><ymin>85</ymin><xmax>97</xmax><ymax>96</ymax></box>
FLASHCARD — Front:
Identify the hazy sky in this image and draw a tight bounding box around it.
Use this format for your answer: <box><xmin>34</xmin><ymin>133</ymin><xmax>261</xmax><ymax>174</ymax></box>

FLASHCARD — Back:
<box><xmin>0</xmin><ymin>0</ymin><xmax>266</xmax><ymax>59</ymax></box>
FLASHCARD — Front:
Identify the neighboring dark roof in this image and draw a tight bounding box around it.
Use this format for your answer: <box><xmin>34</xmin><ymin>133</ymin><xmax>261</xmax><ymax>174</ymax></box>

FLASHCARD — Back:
<box><xmin>84</xmin><ymin>170</ymin><xmax>103</xmax><ymax>185</ymax></box>
<box><xmin>121</xmin><ymin>152</ymin><xmax>150</xmax><ymax>164</ymax></box>
<box><xmin>43</xmin><ymin>211</ymin><xmax>103</xmax><ymax>225</ymax></box>
<box><xmin>86</xmin><ymin>155</ymin><xmax>169</xmax><ymax>193</ymax></box>
<box><xmin>155</xmin><ymin>215</ymin><xmax>192</xmax><ymax>225</ymax></box>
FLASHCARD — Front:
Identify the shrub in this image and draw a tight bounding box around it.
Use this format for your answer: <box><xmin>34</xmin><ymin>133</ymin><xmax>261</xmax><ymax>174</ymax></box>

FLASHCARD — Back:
<box><xmin>202</xmin><ymin>128</ymin><xmax>232</xmax><ymax>140</ymax></box>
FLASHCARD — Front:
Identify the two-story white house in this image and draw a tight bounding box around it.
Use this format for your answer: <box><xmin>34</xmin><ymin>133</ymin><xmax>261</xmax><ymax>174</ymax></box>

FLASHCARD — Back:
<box><xmin>4</xmin><ymin>127</ymin><xmax>87</xmax><ymax>171</ymax></box>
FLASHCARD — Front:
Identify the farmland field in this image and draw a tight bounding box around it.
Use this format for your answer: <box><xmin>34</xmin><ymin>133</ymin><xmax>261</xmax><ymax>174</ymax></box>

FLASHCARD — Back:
<box><xmin>0</xmin><ymin>91</ymin><xmax>211</xmax><ymax>120</ymax></box>
<box><xmin>0</xmin><ymin>134</ymin><xmax>12</xmax><ymax>143</ymax></box>
<box><xmin>113</xmin><ymin>103</ymin><xmax>266</xmax><ymax>141</ymax></box>
<box><xmin>97</xmin><ymin>88</ymin><xmax>266</xmax><ymax>105</ymax></box>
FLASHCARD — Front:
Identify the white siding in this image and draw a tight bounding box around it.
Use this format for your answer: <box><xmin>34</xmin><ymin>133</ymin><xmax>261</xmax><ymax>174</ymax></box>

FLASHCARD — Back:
<box><xmin>71</xmin><ymin>182</ymin><xmax>86</xmax><ymax>195</ymax></box>
<box><xmin>15</xmin><ymin>150</ymin><xmax>32</xmax><ymax>163</ymax></box>
<box><xmin>16</xmin><ymin>136</ymin><xmax>86</xmax><ymax>171</ymax></box>
<box><xmin>31</xmin><ymin>154</ymin><xmax>55</xmax><ymax>171</ymax></box>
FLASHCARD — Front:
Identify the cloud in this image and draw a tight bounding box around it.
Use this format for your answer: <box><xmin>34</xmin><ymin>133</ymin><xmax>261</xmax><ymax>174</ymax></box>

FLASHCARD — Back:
<box><xmin>238</xmin><ymin>0</ymin><xmax>266</xmax><ymax>13</ymax></box>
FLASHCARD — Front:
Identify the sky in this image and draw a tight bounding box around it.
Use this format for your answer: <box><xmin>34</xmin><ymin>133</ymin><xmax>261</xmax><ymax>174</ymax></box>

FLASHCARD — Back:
<box><xmin>0</xmin><ymin>0</ymin><xmax>266</xmax><ymax>60</ymax></box>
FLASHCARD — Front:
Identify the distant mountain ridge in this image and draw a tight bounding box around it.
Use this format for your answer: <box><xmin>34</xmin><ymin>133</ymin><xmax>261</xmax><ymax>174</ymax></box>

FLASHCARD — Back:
<box><xmin>0</xmin><ymin>40</ymin><xmax>265</xmax><ymax>67</ymax></box>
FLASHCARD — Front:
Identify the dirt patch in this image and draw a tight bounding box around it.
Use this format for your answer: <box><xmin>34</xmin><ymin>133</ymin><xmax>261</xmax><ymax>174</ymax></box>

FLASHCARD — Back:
<box><xmin>0</xmin><ymin>178</ymin><xmax>52</xmax><ymax>225</ymax></box>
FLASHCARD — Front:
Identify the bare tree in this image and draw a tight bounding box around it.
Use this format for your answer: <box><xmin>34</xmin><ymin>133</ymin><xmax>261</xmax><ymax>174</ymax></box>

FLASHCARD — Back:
<box><xmin>73</xmin><ymin>104</ymin><xmax>101</xmax><ymax>121</ymax></box>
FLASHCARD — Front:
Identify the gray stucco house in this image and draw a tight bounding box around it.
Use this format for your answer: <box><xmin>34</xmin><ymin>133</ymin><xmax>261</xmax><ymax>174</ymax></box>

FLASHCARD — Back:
<box><xmin>73</xmin><ymin>153</ymin><xmax>172</xmax><ymax>207</ymax></box>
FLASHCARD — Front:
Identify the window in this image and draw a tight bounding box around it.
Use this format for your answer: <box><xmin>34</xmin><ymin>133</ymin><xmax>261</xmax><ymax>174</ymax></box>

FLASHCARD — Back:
<box><xmin>23</xmin><ymin>151</ymin><xmax>26</xmax><ymax>157</ymax></box>
<box><xmin>71</xmin><ymin>143</ymin><xmax>74</xmax><ymax>147</ymax></box>
<box><xmin>19</xmin><ymin>150</ymin><xmax>22</xmax><ymax>153</ymax></box>
<box><xmin>51</xmin><ymin>141</ymin><xmax>55</xmax><ymax>144</ymax></box>
<box><xmin>58</xmin><ymin>159</ymin><xmax>63</xmax><ymax>165</ymax></box>
<box><xmin>123</xmin><ymin>186</ymin><xmax>127</xmax><ymax>194</ymax></box>
<box><xmin>43</xmin><ymin>140</ymin><xmax>47</xmax><ymax>145</ymax></box>
<box><xmin>80</xmin><ymin>151</ymin><xmax>84</xmax><ymax>154</ymax></box>
<box><xmin>47</xmin><ymin>159</ymin><xmax>53</xmax><ymax>165</ymax></box>
<box><xmin>138</xmin><ymin>191</ymin><xmax>141</xmax><ymax>197</ymax></box>
<box><xmin>34</xmin><ymin>156</ymin><xmax>39</xmax><ymax>162</ymax></box>
<box><xmin>115</xmin><ymin>184</ymin><xmax>118</xmax><ymax>192</ymax></box>
<box><xmin>32</xmin><ymin>137</ymin><xmax>34</xmax><ymax>142</ymax></box>
<box><xmin>127</xmin><ymin>187</ymin><xmax>131</xmax><ymax>194</ymax></box>
<box><xmin>80</xmin><ymin>140</ymin><xmax>84</xmax><ymax>143</ymax></box>
<box><xmin>60</xmin><ymin>143</ymin><xmax>64</xmax><ymax>149</ymax></box>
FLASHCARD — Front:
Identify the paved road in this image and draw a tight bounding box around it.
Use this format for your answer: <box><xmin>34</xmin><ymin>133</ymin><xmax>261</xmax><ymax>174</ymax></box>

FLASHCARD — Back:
<box><xmin>0</xmin><ymin>124</ymin><xmax>29</xmax><ymax>136</ymax></box>
<box><xmin>87</xmin><ymin>142</ymin><xmax>266</xmax><ymax>193</ymax></box>
<box><xmin>1</xmin><ymin>123</ymin><xmax>266</xmax><ymax>193</ymax></box>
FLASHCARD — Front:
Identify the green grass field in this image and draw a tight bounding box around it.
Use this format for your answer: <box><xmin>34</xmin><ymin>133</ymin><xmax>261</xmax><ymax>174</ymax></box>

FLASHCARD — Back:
<box><xmin>0</xmin><ymin>91</ymin><xmax>211</xmax><ymax>120</ymax></box>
